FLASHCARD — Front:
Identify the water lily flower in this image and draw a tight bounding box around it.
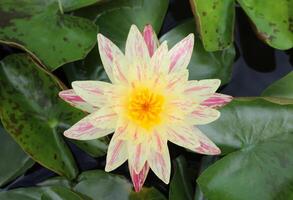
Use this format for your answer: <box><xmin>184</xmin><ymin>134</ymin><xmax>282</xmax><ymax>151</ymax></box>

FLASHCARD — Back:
<box><xmin>59</xmin><ymin>24</ymin><xmax>232</xmax><ymax>192</ymax></box>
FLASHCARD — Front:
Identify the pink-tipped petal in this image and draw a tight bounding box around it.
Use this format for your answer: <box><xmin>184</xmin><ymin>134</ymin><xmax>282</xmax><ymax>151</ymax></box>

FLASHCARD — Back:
<box><xmin>125</xmin><ymin>25</ymin><xmax>150</xmax><ymax>61</ymax></box>
<box><xmin>143</xmin><ymin>24</ymin><xmax>159</xmax><ymax>56</ymax></box>
<box><xmin>184</xmin><ymin>79</ymin><xmax>221</xmax><ymax>103</ymax></box>
<box><xmin>97</xmin><ymin>34</ymin><xmax>125</xmax><ymax>83</ymax></box>
<box><xmin>64</xmin><ymin>107</ymin><xmax>117</xmax><ymax>140</ymax></box>
<box><xmin>148</xmin><ymin>133</ymin><xmax>170</xmax><ymax>184</ymax></box>
<box><xmin>188</xmin><ymin>106</ymin><xmax>220</xmax><ymax>125</ymax></box>
<box><xmin>193</xmin><ymin>126</ymin><xmax>221</xmax><ymax>155</ymax></box>
<box><xmin>72</xmin><ymin>81</ymin><xmax>113</xmax><ymax>107</ymax></box>
<box><xmin>59</xmin><ymin>89</ymin><xmax>97</xmax><ymax>113</ymax></box>
<box><xmin>167</xmin><ymin>125</ymin><xmax>200</xmax><ymax>151</ymax></box>
<box><xmin>168</xmin><ymin>34</ymin><xmax>194</xmax><ymax>73</ymax></box>
<box><xmin>105</xmin><ymin>136</ymin><xmax>128</xmax><ymax>172</ymax></box>
<box><xmin>129</xmin><ymin>162</ymin><xmax>150</xmax><ymax>192</ymax></box>
<box><xmin>201</xmin><ymin>93</ymin><xmax>233</xmax><ymax>108</ymax></box>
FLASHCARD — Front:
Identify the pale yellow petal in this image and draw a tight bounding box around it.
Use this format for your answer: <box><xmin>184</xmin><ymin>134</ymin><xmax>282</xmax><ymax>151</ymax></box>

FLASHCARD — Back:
<box><xmin>105</xmin><ymin>136</ymin><xmax>128</xmax><ymax>172</ymax></box>
<box><xmin>168</xmin><ymin>34</ymin><xmax>194</xmax><ymax>73</ymax></box>
<box><xmin>143</xmin><ymin>24</ymin><xmax>159</xmax><ymax>56</ymax></box>
<box><xmin>64</xmin><ymin>106</ymin><xmax>117</xmax><ymax>140</ymax></box>
<box><xmin>167</xmin><ymin>125</ymin><xmax>200</xmax><ymax>150</ymax></box>
<box><xmin>128</xmin><ymin>141</ymin><xmax>148</xmax><ymax>173</ymax></box>
<box><xmin>147</xmin><ymin>130</ymin><xmax>170</xmax><ymax>184</ymax></box>
<box><xmin>125</xmin><ymin>25</ymin><xmax>150</xmax><ymax>61</ymax></box>
<box><xmin>59</xmin><ymin>89</ymin><xmax>97</xmax><ymax>113</ymax></box>
<box><xmin>188</xmin><ymin>106</ymin><xmax>220</xmax><ymax>125</ymax></box>
<box><xmin>72</xmin><ymin>81</ymin><xmax>113</xmax><ymax>107</ymax></box>
<box><xmin>97</xmin><ymin>34</ymin><xmax>125</xmax><ymax>83</ymax></box>
<box><xmin>184</xmin><ymin>79</ymin><xmax>221</xmax><ymax>103</ymax></box>
<box><xmin>193</xmin><ymin>126</ymin><xmax>221</xmax><ymax>155</ymax></box>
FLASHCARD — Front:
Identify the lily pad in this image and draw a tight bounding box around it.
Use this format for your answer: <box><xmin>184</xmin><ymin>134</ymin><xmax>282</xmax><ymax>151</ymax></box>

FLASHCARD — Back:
<box><xmin>0</xmin><ymin>1</ymin><xmax>97</xmax><ymax>71</ymax></box>
<box><xmin>197</xmin><ymin>99</ymin><xmax>293</xmax><ymax>200</ymax></box>
<box><xmin>160</xmin><ymin>19</ymin><xmax>235</xmax><ymax>85</ymax></box>
<box><xmin>130</xmin><ymin>187</ymin><xmax>167</xmax><ymax>200</ymax></box>
<box><xmin>0</xmin><ymin>125</ymin><xmax>34</xmax><ymax>187</ymax></box>
<box><xmin>0</xmin><ymin>54</ymin><xmax>107</xmax><ymax>179</ymax></box>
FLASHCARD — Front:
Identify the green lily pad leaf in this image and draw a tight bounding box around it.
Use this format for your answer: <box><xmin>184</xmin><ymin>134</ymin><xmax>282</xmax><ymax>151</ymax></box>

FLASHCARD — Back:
<box><xmin>41</xmin><ymin>186</ymin><xmax>85</xmax><ymax>200</ymax></box>
<box><xmin>74</xmin><ymin>170</ymin><xmax>132</xmax><ymax>200</ymax></box>
<box><xmin>197</xmin><ymin>99</ymin><xmax>293</xmax><ymax>200</ymax></box>
<box><xmin>189</xmin><ymin>0</ymin><xmax>235</xmax><ymax>51</ymax></box>
<box><xmin>262</xmin><ymin>72</ymin><xmax>293</xmax><ymax>100</ymax></box>
<box><xmin>130</xmin><ymin>187</ymin><xmax>166</xmax><ymax>200</ymax></box>
<box><xmin>37</xmin><ymin>177</ymin><xmax>72</xmax><ymax>189</ymax></box>
<box><xmin>237</xmin><ymin>0</ymin><xmax>293</xmax><ymax>50</ymax></box>
<box><xmin>0</xmin><ymin>125</ymin><xmax>34</xmax><ymax>187</ymax></box>
<box><xmin>169</xmin><ymin>156</ymin><xmax>193</xmax><ymax>200</ymax></box>
<box><xmin>0</xmin><ymin>1</ymin><xmax>97</xmax><ymax>71</ymax></box>
<box><xmin>160</xmin><ymin>19</ymin><xmax>235</xmax><ymax>85</ymax></box>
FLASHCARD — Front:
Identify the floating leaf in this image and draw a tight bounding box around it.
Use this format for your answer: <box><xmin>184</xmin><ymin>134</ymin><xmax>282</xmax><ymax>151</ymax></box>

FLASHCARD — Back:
<box><xmin>160</xmin><ymin>19</ymin><xmax>235</xmax><ymax>85</ymax></box>
<box><xmin>0</xmin><ymin>125</ymin><xmax>34</xmax><ymax>187</ymax></box>
<box><xmin>0</xmin><ymin>1</ymin><xmax>97</xmax><ymax>71</ymax></box>
<box><xmin>197</xmin><ymin>99</ymin><xmax>293</xmax><ymax>200</ymax></box>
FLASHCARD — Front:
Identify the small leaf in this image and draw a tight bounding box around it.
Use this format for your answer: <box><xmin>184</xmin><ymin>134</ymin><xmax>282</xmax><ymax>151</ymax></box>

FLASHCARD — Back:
<box><xmin>0</xmin><ymin>125</ymin><xmax>34</xmax><ymax>187</ymax></box>
<box><xmin>198</xmin><ymin>99</ymin><xmax>293</xmax><ymax>200</ymax></box>
<box><xmin>160</xmin><ymin>19</ymin><xmax>235</xmax><ymax>85</ymax></box>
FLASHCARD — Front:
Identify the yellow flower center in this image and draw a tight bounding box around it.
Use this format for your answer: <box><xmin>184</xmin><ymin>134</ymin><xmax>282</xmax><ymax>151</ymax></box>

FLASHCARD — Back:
<box><xmin>126</xmin><ymin>86</ymin><xmax>165</xmax><ymax>130</ymax></box>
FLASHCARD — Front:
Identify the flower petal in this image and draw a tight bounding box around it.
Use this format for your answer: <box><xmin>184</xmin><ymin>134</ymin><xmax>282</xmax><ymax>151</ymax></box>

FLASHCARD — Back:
<box><xmin>188</xmin><ymin>106</ymin><xmax>220</xmax><ymax>125</ymax></box>
<box><xmin>193</xmin><ymin>126</ymin><xmax>221</xmax><ymax>155</ymax></box>
<box><xmin>201</xmin><ymin>93</ymin><xmax>233</xmax><ymax>108</ymax></box>
<box><xmin>59</xmin><ymin>89</ymin><xmax>97</xmax><ymax>113</ymax></box>
<box><xmin>143</xmin><ymin>24</ymin><xmax>159</xmax><ymax>56</ymax></box>
<box><xmin>150</xmin><ymin>41</ymin><xmax>170</xmax><ymax>76</ymax></box>
<box><xmin>64</xmin><ymin>106</ymin><xmax>117</xmax><ymax>140</ymax></box>
<box><xmin>184</xmin><ymin>79</ymin><xmax>221</xmax><ymax>103</ymax></box>
<box><xmin>72</xmin><ymin>81</ymin><xmax>113</xmax><ymax>107</ymax></box>
<box><xmin>105</xmin><ymin>138</ymin><xmax>128</xmax><ymax>172</ymax></box>
<box><xmin>97</xmin><ymin>34</ymin><xmax>125</xmax><ymax>83</ymax></box>
<box><xmin>167</xmin><ymin>125</ymin><xmax>200</xmax><ymax>151</ymax></box>
<box><xmin>125</xmin><ymin>25</ymin><xmax>150</xmax><ymax>61</ymax></box>
<box><xmin>148</xmin><ymin>132</ymin><xmax>170</xmax><ymax>184</ymax></box>
<box><xmin>128</xmin><ymin>142</ymin><xmax>148</xmax><ymax>173</ymax></box>
<box><xmin>168</xmin><ymin>34</ymin><xmax>194</xmax><ymax>73</ymax></box>
<box><xmin>129</xmin><ymin>162</ymin><xmax>150</xmax><ymax>192</ymax></box>
<box><xmin>166</xmin><ymin>69</ymin><xmax>189</xmax><ymax>91</ymax></box>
